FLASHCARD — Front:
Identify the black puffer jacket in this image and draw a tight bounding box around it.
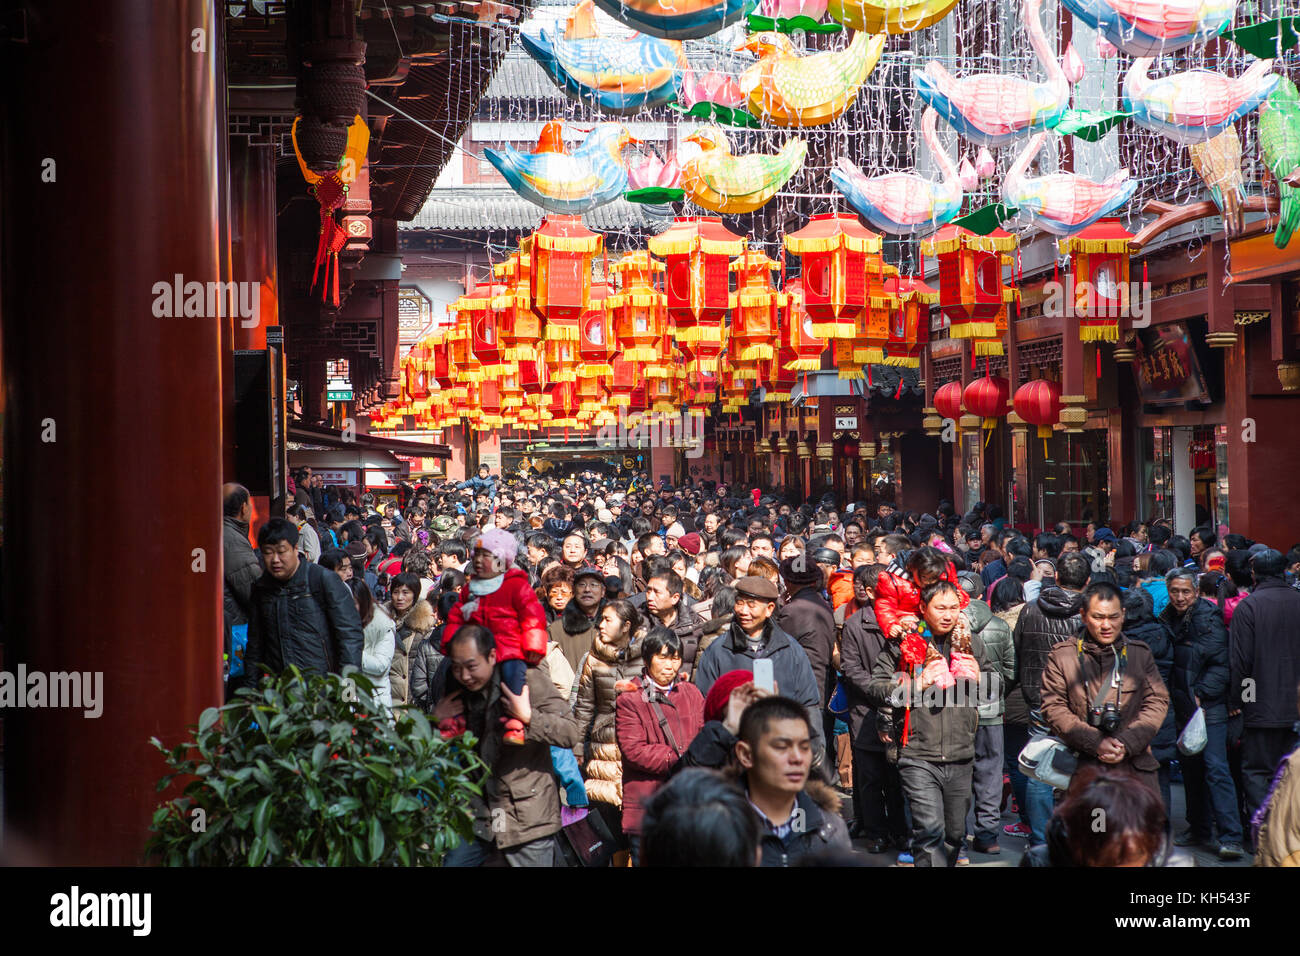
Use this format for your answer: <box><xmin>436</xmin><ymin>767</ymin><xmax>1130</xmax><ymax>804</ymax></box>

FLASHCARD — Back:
<box><xmin>1007</xmin><ymin>586</ymin><xmax>1082</xmax><ymax>724</ymax></box>
<box><xmin>839</xmin><ymin>604</ymin><xmax>888</xmax><ymax>749</ymax></box>
<box><xmin>243</xmin><ymin>559</ymin><xmax>364</xmax><ymax>682</ymax></box>
<box><xmin>1123</xmin><ymin>606</ymin><xmax>1177</xmax><ymax>762</ymax></box>
<box><xmin>1161</xmin><ymin>597</ymin><xmax>1230</xmax><ymax>723</ymax></box>
<box><xmin>775</xmin><ymin>587</ymin><xmax>837</xmax><ymax>706</ymax></box>
<box><xmin>1230</xmin><ymin>578</ymin><xmax>1300</xmax><ymax>727</ymax></box>
<box><xmin>753</xmin><ymin>780</ymin><xmax>854</xmax><ymax>867</ymax></box>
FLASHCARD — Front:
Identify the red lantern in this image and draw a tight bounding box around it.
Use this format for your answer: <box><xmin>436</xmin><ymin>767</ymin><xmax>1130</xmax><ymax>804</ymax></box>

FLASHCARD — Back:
<box><xmin>933</xmin><ymin>380</ymin><xmax>964</xmax><ymax>422</ymax></box>
<box><xmin>784</xmin><ymin>214</ymin><xmax>881</xmax><ymax>340</ymax></box>
<box><xmin>1014</xmin><ymin>379</ymin><xmax>1062</xmax><ymax>443</ymax></box>
<box><xmin>882</xmin><ymin>275</ymin><xmax>936</xmax><ymax>367</ymax></box>
<box><xmin>921</xmin><ymin>225</ymin><xmax>1017</xmax><ymax>339</ymax></box>
<box><xmin>1058</xmin><ymin>218</ymin><xmax>1133</xmax><ymax>344</ymax></box>
<box><xmin>732</xmin><ymin>251</ymin><xmax>783</xmax><ymax>362</ymax></box>
<box><xmin>578</xmin><ymin>282</ymin><xmax>615</xmax><ymax>378</ymax></box>
<box><xmin>649</xmin><ymin>217</ymin><xmax>744</xmax><ymax>372</ymax></box>
<box><xmin>963</xmin><ymin>375</ymin><xmax>1011</xmax><ymax>435</ymax></box>
<box><xmin>529</xmin><ymin>215</ymin><xmax>601</xmax><ymax>327</ymax></box>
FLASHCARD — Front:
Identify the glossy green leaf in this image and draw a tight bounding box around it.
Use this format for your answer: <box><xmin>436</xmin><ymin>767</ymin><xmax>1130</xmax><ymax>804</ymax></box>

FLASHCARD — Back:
<box><xmin>252</xmin><ymin>795</ymin><xmax>272</xmax><ymax>837</ymax></box>
<box><xmin>1052</xmin><ymin>109</ymin><xmax>1130</xmax><ymax>143</ymax></box>
<box><xmin>668</xmin><ymin>101</ymin><xmax>761</xmax><ymax>129</ymax></box>
<box><xmin>1225</xmin><ymin>17</ymin><xmax>1300</xmax><ymax>59</ymax></box>
<box><xmin>625</xmin><ymin>186</ymin><xmax>685</xmax><ymax>204</ymax></box>
<box><xmin>951</xmin><ymin>202</ymin><xmax>1019</xmax><ymax>235</ymax></box>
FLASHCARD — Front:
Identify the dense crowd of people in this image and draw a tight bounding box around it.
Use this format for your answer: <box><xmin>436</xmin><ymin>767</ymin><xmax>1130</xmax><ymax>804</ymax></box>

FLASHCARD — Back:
<box><xmin>218</xmin><ymin>465</ymin><xmax>1300</xmax><ymax>868</ymax></box>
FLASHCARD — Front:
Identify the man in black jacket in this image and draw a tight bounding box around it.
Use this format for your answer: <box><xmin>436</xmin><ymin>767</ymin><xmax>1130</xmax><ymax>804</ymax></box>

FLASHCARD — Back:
<box><xmin>866</xmin><ymin>580</ymin><xmax>989</xmax><ymax>867</ymax></box>
<box><xmin>1010</xmin><ymin>551</ymin><xmax>1089</xmax><ymax>847</ymax></box>
<box><xmin>1161</xmin><ymin>567</ymin><xmax>1241</xmax><ymax>858</ymax></box>
<box><xmin>776</xmin><ymin>555</ymin><xmax>838</xmax><ymax>768</ymax></box>
<box><xmin>243</xmin><ymin>519</ymin><xmax>364</xmax><ymax>685</ymax></box>
<box><xmin>734</xmin><ymin>696</ymin><xmax>853</xmax><ymax>866</ymax></box>
<box><xmin>695</xmin><ymin>575</ymin><xmax>824</xmax><ymax>762</ymax></box>
<box><xmin>1230</xmin><ymin>549</ymin><xmax>1300</xmax><ymax>825</ymax></box>
<box><xmin>840</xmin><ymin>564</ymin><xmax>906</xmax><ymax>852</ymax></box>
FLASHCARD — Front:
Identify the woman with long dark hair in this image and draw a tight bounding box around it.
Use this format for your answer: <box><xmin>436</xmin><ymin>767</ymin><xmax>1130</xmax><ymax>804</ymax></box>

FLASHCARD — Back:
<box><xmin>349</xmin><ymin>578</ymin><xmax>395</xmax><ymax>713</ymax></box>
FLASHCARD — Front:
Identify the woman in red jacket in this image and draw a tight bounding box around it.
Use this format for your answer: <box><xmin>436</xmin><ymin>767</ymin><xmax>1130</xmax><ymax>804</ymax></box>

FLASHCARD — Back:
<box><xmin>616</xmin><ymin>626</ymin><xmax>705</xmax><ymax>865</ymax></box>
<box><xmin>441</xmin><ymin>527</ymin><xmax>548</xmax><ymax>745</ymax></box>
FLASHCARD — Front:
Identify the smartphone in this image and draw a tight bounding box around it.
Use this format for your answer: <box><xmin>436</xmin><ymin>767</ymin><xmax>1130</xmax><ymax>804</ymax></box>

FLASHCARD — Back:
<box><xmin>752</xmin><ymin>658</ymin><xmax>775</xmax><ymax>694</ymax></box>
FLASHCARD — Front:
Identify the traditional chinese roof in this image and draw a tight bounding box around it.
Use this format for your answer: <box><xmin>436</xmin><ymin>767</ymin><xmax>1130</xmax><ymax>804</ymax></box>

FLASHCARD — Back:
<box><xmin>406</xmin><ymin>187</ymin><xmax>674</xmax><ymax>233</ymax></box>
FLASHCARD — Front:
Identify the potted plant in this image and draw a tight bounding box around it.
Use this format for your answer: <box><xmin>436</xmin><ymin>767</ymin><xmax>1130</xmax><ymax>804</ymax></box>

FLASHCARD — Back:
<box><xmin>147</xmin><ymin>668</ymin><xmax>486</xmax><ymax>866</ymax></box>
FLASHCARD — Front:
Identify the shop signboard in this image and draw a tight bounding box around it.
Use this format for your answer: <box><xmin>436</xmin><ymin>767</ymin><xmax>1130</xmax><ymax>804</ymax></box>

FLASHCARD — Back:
<box><xmin>1134</xmin><ymin>323</ymin><xmax>1211</xmax><ymax>406</ymax></box>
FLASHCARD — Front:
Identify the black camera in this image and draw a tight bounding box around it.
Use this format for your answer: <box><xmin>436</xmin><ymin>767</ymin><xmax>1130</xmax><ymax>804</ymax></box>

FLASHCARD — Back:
<box><xmin>1088</xmin><ymin>702</ymin><xmax>1123</xmax><ymax>735</ymax></box>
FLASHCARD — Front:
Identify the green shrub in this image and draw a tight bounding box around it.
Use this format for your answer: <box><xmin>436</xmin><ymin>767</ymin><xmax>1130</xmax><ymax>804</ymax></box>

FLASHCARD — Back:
<box><xmin>146</xmin><ymin>668</ymin><xmax>486</xmax><ymax>866</ymax></box>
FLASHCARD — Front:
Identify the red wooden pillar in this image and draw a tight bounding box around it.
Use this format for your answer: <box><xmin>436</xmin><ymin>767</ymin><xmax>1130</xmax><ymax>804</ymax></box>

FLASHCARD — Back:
<box><xmin>1</xmin><ymin>0</ymin><xmax>224</xmax><ymax>864</ymax></box>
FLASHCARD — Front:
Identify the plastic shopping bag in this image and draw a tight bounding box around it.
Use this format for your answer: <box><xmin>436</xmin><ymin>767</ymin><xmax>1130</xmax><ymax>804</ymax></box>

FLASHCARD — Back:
<box><xmin>1177</xmin><ymin>707</ymin><xmax>1207</xmax><ymax>756</ymax></box>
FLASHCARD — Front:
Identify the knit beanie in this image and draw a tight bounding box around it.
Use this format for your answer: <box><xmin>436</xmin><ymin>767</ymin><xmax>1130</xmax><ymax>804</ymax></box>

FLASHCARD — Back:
<box><xmin>477</xmin><ymin>526</ymin><xmax>519</xmax><ymax>568</ymax></box>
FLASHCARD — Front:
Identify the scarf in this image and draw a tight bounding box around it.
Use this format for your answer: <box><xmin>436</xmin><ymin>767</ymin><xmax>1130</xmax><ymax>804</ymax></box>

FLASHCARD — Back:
<box><xmin>469</xmin><ymin>574</ymin><xmax>505</xmax><ymax>597</ymax></box>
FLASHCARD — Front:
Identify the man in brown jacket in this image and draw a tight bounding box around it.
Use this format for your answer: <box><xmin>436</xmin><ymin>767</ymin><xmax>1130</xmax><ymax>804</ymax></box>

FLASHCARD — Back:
<box><xmin>1040</xmin><ymin>581</ymin><xmax>1169</xmax><ymax>796</ymax></box>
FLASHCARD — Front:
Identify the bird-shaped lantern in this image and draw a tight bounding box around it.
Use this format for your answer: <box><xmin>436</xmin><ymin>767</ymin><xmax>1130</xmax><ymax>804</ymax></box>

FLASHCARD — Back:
<box><xmin>919</xmin><ymin>224</ymin><xmax>1017</xmax><ymax>340</ymax></box>
<box><xmin>486</xmin><ymin>120</ymin><xmax>635</xmax><ymax>214</ymax></box>
<box><xmin>784</xmin><ymin>213</ymin><xmax>882</xmax><ymax>340</ymax></box>
<box><xmin>827</xmin><ymin>0</ymin><xmax>962</xmax><ymax>33</ymax></box>
<box><xmin>1058</xmin><ymin>219</ymin><xmax>1134</xmax><ymax>344</ymax></box>
<box><xmin>1059</xmin><ymin>0</ymin><xmax>1237</xmax><ymax>57</ymax></box>
<box><xmin>290</xmin><ymin>113</ymin><xmax>370</xmax><ymax>308</ymax></box>
<box><xmin>1002</xmin><ymin>132</ymin><xmax>1137</xmax><ymax>236</ymax></box>
<box><xmin>1122</xmin><ymin>56</ymin><xmax>1277</xmax><ymax>145</ymax></box>
<box><xmin>680</xmin><ymin>127</ymin><xmax>807</xmax><ymax>214</ymax></box>
<box><xmin>914</xmin><ymin>0</ymin><xmax>1075</xmax><ymax>146</ymax></box>
<box><xmin>738</xmin><ymin>30</ymin><xmax>885</xmax><ymax>127</ymax></box>
<box><xmin>593</xmin><ymin>0</ymin><xmax>751</xmax><ymax>39</ymax></box>
<box><xmin>1259</xmin><ymin>78</ymin><xmax>1300</xmax><ymax>249</ymax></box>
<box><xmin>649</xmin><ymin>216</ymin><xmax>746</xmax><ymax>372</ymax></box>
<box><xmin>521</xmin><ymin>1</ymin><xmax>687</xmax><ymax>115</ymax></box>
<box><xmin>831</xmin><ymin>107</ymin><xmax>963</xmax><ymax>235</ymax></box>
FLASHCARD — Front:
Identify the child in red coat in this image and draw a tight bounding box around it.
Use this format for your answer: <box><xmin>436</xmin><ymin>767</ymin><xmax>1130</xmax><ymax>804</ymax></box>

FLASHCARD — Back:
<box><xmin>874</xmin><ymin>546</ymin><xmax>971</xmax><ymax>684</ymax></box>
<box><xmin>441</xmin><ymin>527</ymin><xmax>547</xmax><ymax>744</ymax></box>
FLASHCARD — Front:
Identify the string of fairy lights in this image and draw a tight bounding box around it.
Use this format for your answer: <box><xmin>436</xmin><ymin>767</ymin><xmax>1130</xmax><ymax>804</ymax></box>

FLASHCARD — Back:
<box><xmin>396</xmin><ymin>0</ymin><xmax>1300</xmax><ymax>270</ymax></box>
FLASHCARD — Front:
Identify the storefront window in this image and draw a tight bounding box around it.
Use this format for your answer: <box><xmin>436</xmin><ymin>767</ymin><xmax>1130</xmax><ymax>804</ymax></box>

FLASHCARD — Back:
<box><xmin>1214</xmin><ymin>423</ymin><xmax>1229</xmax><ymax>530</ymax></box>
<box><xmin>871</xmin><ymin>451</ymin><xmax>896</xmax><ymax>505</ymax></box>
<box><xmin>1028</xmin><ymin>428</ymin><xmax>1109</xmax><ymax>527</ymax></box>
<box><xmin>1139</xmin><ymin>426</ymin><xmax>1174</xmax><ymax>523</ymax></box>
<box><xmin>963</xmin><ymin>433</ymin><xmax>981</xmax><ymax>515</ymax></box>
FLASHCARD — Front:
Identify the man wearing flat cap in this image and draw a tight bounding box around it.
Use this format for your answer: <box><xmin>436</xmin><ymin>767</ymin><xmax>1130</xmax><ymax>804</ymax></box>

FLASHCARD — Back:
<box><xmin>694</xmin><ymin>574</ymin><xmax>824</xmax><ymax>763</ymax></box>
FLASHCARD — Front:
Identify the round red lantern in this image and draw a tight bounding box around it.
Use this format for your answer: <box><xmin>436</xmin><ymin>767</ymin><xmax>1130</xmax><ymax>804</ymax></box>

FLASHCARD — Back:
<box><xmin>963</xmin><ymin>375</ymin><xmax>1011</xmax><ymax>431</ymax></box>
<box><xmin>933</xmin><ymin>380</ymin><xmax>964</xmax><ymax>422</ymax></box>
<box><xmin>1013</xmin><ymin>379</ymin><xmax>1062</xmax><ymax>439</ymax></box>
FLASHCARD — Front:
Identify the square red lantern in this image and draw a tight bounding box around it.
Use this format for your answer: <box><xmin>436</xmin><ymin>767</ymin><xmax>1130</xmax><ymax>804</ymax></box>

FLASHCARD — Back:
<box><xmin>649</xmin><ymin>217</ymin><xmax>745</xmax><ymax>370</ymax></box>
<box><xmin>783</xmin><ymin>214</ymin><xmax>881</xmax><ymax>340</ymax></box>
<box><xmin>882</xmin><ymin>275</ymin><xmax>936</xmax><ymax>367</ymax></box>
<box><xmin>529</xmin><ymin>215</ymin><xmax>601</xmax><ymax>327</ymax></box>
<box><xmin>1058</xmin><ymin>219</ymin><xmax>1134</xmax><ymax>343</ymax></box>
<box><xmin>920</xmin><ymin>225</ymin><xmax>1018</xmax><ymax>340</ymax></box>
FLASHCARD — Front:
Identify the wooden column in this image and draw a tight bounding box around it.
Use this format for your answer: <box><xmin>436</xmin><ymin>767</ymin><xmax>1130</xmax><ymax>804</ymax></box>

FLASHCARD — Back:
<box><xmin>1</xmin><ymin>0</ymin><xmax>224</xmax><ymax>864</ymax></box>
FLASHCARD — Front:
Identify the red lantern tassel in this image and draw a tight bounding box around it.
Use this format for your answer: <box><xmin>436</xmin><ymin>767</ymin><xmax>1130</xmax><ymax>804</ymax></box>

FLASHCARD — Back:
<box><xmin>894</xmin><ymin>377</ymin><xmax>903</xmax><ymax>400</ymax></box>
<box><xmin>1096</xmin><ymin>348</ymin><xmax>1102</xmax><ymax>378</ymax></box>
<box><xmin>331</xmin><ymin>252</ymin><xmax>340</xmax><ymax>308</ymax></box>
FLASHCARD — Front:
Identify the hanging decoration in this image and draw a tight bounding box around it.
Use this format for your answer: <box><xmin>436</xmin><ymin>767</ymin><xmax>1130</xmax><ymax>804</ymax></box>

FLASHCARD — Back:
<box><xmin>737</xmin><ymin>30</ymin><xmax>885</xmax><ymax>127</ymax></box>
<box><xmin>649</xmin><ymin>216</ymin><xmax>746</xmax><ymax>371</ymax></box>
<box><xmin>831</xmin><ymin>107</ymin><xmax>962</xmax><ymax>235</ymax></box>
<box><xmin>1122</xmin><ymin>56</ymin><xmax>1277</xmax><ymax>145</ymax></box>
<box><xmin>731</xmin><ymin>252</ymin><xmax>786</xmax><ymax>361</ymax></box>
<box><xmin>1189</xmin><ymin>128</ymin><xmax>1246</xmax><ymax>236</ymax></box>
<box><xmin>680</xmin><ymin>127</ymin><xmax>807</xmax><ymax>213</ymax></box>
<box><xmin>963</xmin><ymin>374</ymin><xmax>1011</xmax><ymax>443</ymax></box>
<box><xmin>826</xmin><ymin>0</ymin><xmax>961</xmax><ymax>33</ymax></box>
<box><xmin>609</xmin><ymin>250</ymin><xmax>670</xmax><ymax>363</ymax></box>
<box><xmin>1013</xmin><ymin>379</ymin><xmax>1062</xmax><ymax>454</ymax></box>
<box><xmin>673</xmin><ymin>67</ymin><xmax>760</xmax><ymax>127</ymax></box>
<box><xmin>882</xmin><ymin>275</ymin><xmax>937</xmax><ymax>367</ymax></box>
<box><xmin>750</xmin><ymin>0</ymin><xmax>843</xmax><ymax>33</ymax></box>
<box><xmin>530</xmin><ymin>215</ymin><xmax>603</xmax><ymax>330</ymax></box>
<box><xmin>1259</xmin><ymin>77</ymin><xmax>1300</xmax><ymax>249</ymax></box>
<box><xmin>520</xmin><ymin>1</ymin><xmax>686</xmax><ymax>115</ymax></box>
<box><xmin>914</xmin><ymin>0</ymin><xmax>1075</xmax><ymax>147</ymax></box>
<box><xmin>1003</xmin><ymin>132</ymin><xmax>1137</xmax><ymax>236</ymax></box>
<box><xmin>1189</xmin><ymin>425</ymin><xmax>1218</xmax><ymax>470</ymax></box>
<box><xmin>290</xmin><ymin>113</ymin><xmax>370</xmax><ymax>308</ymax></box>
<box><xmin>784</xmin><ymin>213</ymin><xmax>882</xmax><ymax>340</ymax></box>
<box><xmin>933</xmin><ymin>380</ymin><xmax>965</xmax><ymax>423</ymax></box>
<box><xmin>485</xmin><ymin>120</ymin><xmax>634</xmax><ymax>214</ymax></box>
<box><xmin>1058</xmin><ymin>218</ymin><xmax>1134</xmax><ymax>343</ymax></box>
<box><xmin>920</xmin><ymin>224</ymin><xmax>1017</xmax><ymax>339</ymax></box>
<box><xmin>592</xmin><ymin>0</ymin><xmax>752</xmax><ymax>40</ymax></box>
<box><xmin>1059</xmin><ymin>0</ymin><xmax>1238</xmax><ymax>57</ymax></box>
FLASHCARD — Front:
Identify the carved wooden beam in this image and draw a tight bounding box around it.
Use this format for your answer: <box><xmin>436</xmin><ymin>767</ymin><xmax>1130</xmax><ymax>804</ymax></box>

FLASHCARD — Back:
<box><xmin>1131</xmin><ymin>195</ymin><xmax>1279</xmax><ymax>250</ymax></box>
